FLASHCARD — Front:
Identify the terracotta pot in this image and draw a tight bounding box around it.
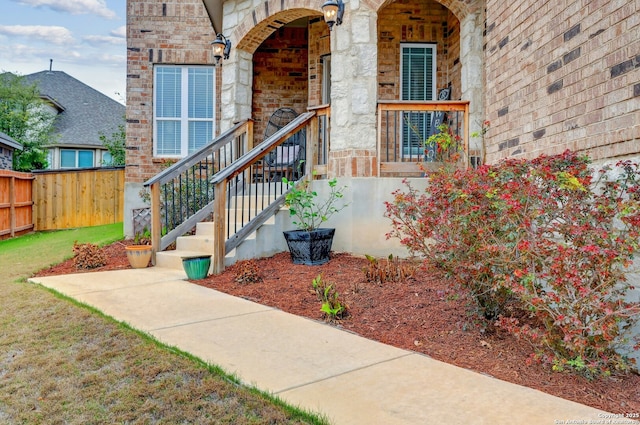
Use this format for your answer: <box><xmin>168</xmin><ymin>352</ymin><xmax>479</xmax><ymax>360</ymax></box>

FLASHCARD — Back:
<box><xmin>125</xmin><ymin>245</ymin><xmax>152</xmax><ymax>268</ymax></box>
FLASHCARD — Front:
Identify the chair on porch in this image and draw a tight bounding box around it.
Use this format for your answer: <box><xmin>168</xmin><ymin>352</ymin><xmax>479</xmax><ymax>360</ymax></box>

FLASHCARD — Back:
<box><xmin>261</xmin><ymin>108</ymin><xmax>306</xmax><ymax>182</ymax></box>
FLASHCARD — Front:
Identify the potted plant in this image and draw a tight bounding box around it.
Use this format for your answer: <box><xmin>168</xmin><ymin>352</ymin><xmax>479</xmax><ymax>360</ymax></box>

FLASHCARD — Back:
<box><xmin>282</xmin><ymin>177</ymin><xmax>349</xmax><ymax>265</ymax></box>
<box><xmin>181</xmin><ymin>255</ymin><xmax>211</xmax><ymax>280</ymax></box>
<box><xmin>125</xmin><ymin>229</ymin><xmax>152</xmax><ymax>269</ymax></box>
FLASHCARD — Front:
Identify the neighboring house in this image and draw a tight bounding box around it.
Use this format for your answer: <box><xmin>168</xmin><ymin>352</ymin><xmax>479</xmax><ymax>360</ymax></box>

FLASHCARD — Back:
<box><xmin>125</xmin><ymin>0</ymin><xmax>639</xmax><ymax>253</ymax></box>
<box><xmin>0</xmin><ymin>132</ymin><xmax>22</xmax><ymax>170</ymax></box>
<box><xmin>23</xmin><ymin>71</ymin><xmax>125</xmax><ymax>169</ymax></box>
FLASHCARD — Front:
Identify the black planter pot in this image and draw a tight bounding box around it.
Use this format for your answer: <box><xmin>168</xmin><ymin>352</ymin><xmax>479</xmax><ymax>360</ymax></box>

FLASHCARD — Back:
<box><xmin>283</xmin><ymin>228</ymin><xmax>336</xmax><ymax>265</ymax></box>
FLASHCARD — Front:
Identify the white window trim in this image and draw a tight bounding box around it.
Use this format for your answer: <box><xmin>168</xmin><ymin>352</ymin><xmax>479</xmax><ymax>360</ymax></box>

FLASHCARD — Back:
<box><xmin>321</xmin><ymin>54</ymin><xmax>331</xmax><ymax>105</ymax></box>
<box><xmin>153</xmin><ymin>65</ymin><xmax>216</xmax><ymax>158</ymax></box>
<box><xmin>400</xmin><ymin>43</ymin><xmax>437</xmax><ymax>102</ymax></box>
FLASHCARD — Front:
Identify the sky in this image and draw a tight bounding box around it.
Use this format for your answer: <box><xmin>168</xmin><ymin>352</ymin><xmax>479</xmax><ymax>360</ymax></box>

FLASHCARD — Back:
<box><xmin>0</xmin><ymin>0</ymin><xmax>126</xmax><ymax>104</ymax></box>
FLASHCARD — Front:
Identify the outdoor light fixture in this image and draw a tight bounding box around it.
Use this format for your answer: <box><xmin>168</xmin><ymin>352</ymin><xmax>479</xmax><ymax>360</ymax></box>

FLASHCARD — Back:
<box><xmin>211</xmin><ymin>33</ymin><xmax>231</xmax><ymax>65</ymax></box>
<box><xmin>321</xmin><ymin>0</ymin><xmax>344</xmax><ymax>30</ymax></box>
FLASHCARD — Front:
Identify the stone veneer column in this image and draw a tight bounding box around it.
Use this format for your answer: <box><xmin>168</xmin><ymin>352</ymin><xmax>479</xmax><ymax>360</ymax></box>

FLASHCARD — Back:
<box><xmin>328</xmin><ymin>0</ymin><xmax>379</xmax><ymax>178</ymax></box>
<box><xmin>219</xmin><ymin>47</ymin><xmax>253</xmax><ymax>130</ymax></box>
<box><xmin>219</xmin><ymin>0</ymin><xmax>254</xmax><ymax>130</ymax></box>
<box><xmin>460</xmin><ymin>11</ymin><xmax>485</xmax><ymax>162</ymax></box>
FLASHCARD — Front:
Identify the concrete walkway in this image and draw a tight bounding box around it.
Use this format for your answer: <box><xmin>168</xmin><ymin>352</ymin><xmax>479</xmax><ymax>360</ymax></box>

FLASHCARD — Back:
<box><xmin>30</xmin><ymin>267</ymin><xmax>621</xmax><ymax>425</ymax></box>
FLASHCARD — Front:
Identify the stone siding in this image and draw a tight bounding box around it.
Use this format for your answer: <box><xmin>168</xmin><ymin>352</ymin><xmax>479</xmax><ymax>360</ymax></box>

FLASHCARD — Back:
<box><xmin>484</xmin><ymin>0</ymin><xmax>640</xmax><ymax>163</ymax></box>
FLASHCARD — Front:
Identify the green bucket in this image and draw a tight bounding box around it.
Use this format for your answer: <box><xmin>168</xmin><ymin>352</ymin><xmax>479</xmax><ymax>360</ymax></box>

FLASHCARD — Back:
<box><xmin>182</xmin><ymin>256</ymin><xmax>211</xmax><ymax>280</ymax></box>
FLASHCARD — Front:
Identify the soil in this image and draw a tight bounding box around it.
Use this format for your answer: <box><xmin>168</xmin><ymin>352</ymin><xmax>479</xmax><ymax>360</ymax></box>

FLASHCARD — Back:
<box><xmin>36</xmin><ymin>243</ymin><xmax>640</xmax><ymax>415</ymax></box>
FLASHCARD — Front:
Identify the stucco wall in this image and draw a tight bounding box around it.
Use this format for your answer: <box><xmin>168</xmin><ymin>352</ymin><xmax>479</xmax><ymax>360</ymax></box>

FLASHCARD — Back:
<box><xmin>306</xmin><ymin>176</ymin><xmax>430</xmax><ymax>258</ymax></box>
<box><xmin>484</xmin><ymin>0</ymin><xmax>640</xmax><ymax>164</ymax></box>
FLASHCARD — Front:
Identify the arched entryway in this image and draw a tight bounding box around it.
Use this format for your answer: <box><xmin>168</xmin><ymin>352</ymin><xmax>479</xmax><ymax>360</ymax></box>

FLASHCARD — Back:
<box><xmin>218</xmin><ymin>8</ymin><xmax>328</xmax><ymax>144</ymax></box>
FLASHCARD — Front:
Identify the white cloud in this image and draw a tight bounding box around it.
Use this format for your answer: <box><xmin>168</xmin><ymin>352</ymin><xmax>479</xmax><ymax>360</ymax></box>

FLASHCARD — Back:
<box><xmin>0</xmin><ymin>25</ymin><xmax>75</xmax><ymax>45</ymax></box>
<box><xmin>95</xmin><ymin>52</ymin><xmax>126</xmax><ymax>66</ymax></box>
<box><xmin>14</xmin><ymin>0</ymin><xmax>117</xmax><ymax>19</ymax></box>
<box><xmin>110</xmin><ymin>26</ymin><xmax>126</xmax><ymax>38</ymax></box>
<box><xmin>83</xmin><ymin>34</ymin><xmax>125</xmax><ymax>45</ymax></box>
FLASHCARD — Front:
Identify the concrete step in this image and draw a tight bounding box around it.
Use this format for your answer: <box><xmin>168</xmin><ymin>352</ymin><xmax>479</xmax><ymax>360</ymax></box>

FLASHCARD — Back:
<box><xmin>158</xmin><ymin>197</ymin><xmax>291</xmax><ymax>271</ymax></box>
<box><xmin>155</xmin><ymin>249</ymin><xmax>212</xmax><ymax>271</ymax></box>
<box><xmin>176</xmin><ymin>234</ymin><xmax>214</xmax><ymax>252</ymax></box>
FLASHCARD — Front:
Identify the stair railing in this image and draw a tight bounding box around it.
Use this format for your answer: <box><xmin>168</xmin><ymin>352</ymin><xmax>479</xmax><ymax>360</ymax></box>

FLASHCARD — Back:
<box><xmin>143</xmin><ymin>120</ymin><xmax>253</xmax><ymax>257</ymax></box>
<box><xmin>210</xmin><ymin>111</ymin><xmax>318</xmax><ymax>273</ymax></box>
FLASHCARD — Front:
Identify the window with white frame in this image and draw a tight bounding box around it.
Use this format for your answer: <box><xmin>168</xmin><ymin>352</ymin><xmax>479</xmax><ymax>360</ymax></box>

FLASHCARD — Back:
<box><xmin>400</xmin><ymin>43</ymin><xmax>436</xmax><ymax>157</ymax></box>
<box><xmin>154</xmin><ymin>65</ymin><xmax>216</xmax><ymax>157</ymax></box>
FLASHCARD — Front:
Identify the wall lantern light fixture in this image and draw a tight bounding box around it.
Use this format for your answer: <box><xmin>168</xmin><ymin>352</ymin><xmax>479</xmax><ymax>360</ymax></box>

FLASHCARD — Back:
<box><xmin>321</xmin><ymin>0</ymin><xmax>344</xmax><ymax>30</ymax></box>
<box><xmin>211</xmin><ymin>33</ymin><xmax>231</xmax><ymax>65</ymax></box>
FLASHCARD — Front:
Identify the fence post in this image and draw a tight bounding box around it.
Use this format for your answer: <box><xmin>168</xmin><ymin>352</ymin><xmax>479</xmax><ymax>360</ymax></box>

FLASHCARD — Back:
<box><xmin>464</xmin><ymin>103</ymin><xmax>470</xmax><ymax>168</ymax></box>
<box><xmin>307</xmin><ymin>115</ymin><xmax>318</xmax><ymax>178</ymax></box>
<box><xmin>9</xmin><ymin>175</ymin><xmax>15</xmax><ymax>237</ymax></box>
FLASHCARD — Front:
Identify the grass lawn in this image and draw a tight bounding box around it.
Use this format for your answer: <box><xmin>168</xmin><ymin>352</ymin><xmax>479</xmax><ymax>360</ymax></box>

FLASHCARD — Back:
<box><xmin>0</xmin><ymin>224</ymin><xmax>326</xmax><ymax>424</ymax></box>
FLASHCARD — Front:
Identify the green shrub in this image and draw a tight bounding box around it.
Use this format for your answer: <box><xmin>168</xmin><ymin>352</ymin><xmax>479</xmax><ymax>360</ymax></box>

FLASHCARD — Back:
<box><xmin>385</xmin><ymin>150</ymin><xmax>640</xmax><ymax>377</ymax></box>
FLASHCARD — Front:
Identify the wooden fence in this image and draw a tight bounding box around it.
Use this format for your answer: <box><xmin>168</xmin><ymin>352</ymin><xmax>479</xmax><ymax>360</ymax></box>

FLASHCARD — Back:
<box><xmin>0</xmin><ymin>170</ymin><xmax>35</xmax><ymax>239</ymax></box>
<box><xmin>31</xmin><ymin>167</ymin><xmax>124</xmax><ymax>231</ymax></box>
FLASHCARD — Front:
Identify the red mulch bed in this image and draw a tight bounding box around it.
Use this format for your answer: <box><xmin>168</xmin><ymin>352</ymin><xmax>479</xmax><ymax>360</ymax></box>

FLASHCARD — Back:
<box><xmin>36</xmin><ymin>244</ymin><xmax>640</xmax><ymax>415</ymax></box>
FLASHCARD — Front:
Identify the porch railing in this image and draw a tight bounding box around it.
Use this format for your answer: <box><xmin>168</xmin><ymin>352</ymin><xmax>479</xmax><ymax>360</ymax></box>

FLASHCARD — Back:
<box><xmin>307</xmin><ymin>104</ymin><xmax>330</xmax><ymax>178</ymax></box>
<box><xmin>377</xmin><ymin>101</ymin><xmax>470</xmax><ymax>175</ymax></box>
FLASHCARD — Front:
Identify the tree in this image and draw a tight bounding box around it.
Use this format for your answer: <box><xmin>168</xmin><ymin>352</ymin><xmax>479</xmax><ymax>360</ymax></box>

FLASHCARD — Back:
<box><xmin>100</xmin><ymin>122</ymin><xmax>126</xmax><ymax>166</ymax></box>
<box><xmin>0</xmin><ymin>73</ymin><xmax>56</xmax><ymax>171</ymax></box>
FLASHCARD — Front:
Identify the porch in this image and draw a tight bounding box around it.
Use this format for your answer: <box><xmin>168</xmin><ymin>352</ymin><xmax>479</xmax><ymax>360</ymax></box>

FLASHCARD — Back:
<box><xmin>144</xmin><ymin>100</ymin><xmax>469</xmax><ymax>273</ymax></box>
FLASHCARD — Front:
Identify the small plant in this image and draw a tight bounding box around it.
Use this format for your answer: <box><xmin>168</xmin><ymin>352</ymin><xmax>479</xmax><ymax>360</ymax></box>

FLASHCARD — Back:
<box><xmin>133</xmin><ymin>228</ymin><xmax>151</xmax><ymax>245</ymax></box>
<box><xmin>311</xmin><ymin>274</ymin><xmax>348</xmax><ymax>321</ymax></box>
<box><xmin>424</xmin><ymin>124</ymin><xmax>464</xmax><ymax>163</ymax></box>
<box><xmin>363</xmin><ymin>254</ymin><xmax>417</xmax><ymax>285</ymax></box>
<box><xmin>72</xmin><ymin>241</ymin><xmax>106</xmax><ymax>269</ymax></box>
<box><xmin>283</xmin><ymin>177</ymin><xmax>349</xmax><ymax>231</ymax></box>
<box><xmin>234</xmin><ymin>259</ymin><xmax>263</xmax><ymax>284</ymax></box>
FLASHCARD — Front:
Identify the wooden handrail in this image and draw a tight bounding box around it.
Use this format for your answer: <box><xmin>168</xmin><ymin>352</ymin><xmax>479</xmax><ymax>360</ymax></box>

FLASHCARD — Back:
<box><xmin>144</xmin><ymin>120</ymin><xmax>251</xmax><ymax>187</ymax></box>
<box><xmin>144</xmin><ymin>119</ymin><xmax>253</xmax><ymax>256</ymax></box>
<box><xmin>210</xmin><ymin>112</ymin><xmax>315</xmax><ymax>185</ymax></box>
<box><xmin>210</xmin><ymin>111</ymin><xmax>317</xmax><ymax>273</ymax></box>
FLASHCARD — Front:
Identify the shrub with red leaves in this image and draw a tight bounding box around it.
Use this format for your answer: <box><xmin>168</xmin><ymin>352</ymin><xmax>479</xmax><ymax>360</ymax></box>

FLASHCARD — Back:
<box><xmin>385</xmin><ymin>150</ymin><xmax>640</xmax><ymax>378</ymax></box>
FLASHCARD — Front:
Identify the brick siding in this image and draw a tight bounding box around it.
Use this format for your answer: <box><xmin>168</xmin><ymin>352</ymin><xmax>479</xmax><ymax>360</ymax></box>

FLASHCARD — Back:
<box><xmin>484</xmin><ymin>0</ymin><xmax>640</xmax><ymax>163</ymax></box>
<box><xmin>125</xmin><ymin>0</ymin><xmax>218</xmax><ymax>184</ymax></box>
<box><xmin>377</xmin><ymin>0</ymin><xmax>461</xmax><ymax>101</ymax></box>
<box><xmin>252</xmin><ymin>26</ymin><xmax>310</xmax><ymax>144</ymax></box>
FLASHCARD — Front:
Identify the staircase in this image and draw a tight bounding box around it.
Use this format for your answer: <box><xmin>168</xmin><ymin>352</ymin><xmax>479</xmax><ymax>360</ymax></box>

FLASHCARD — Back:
<box><xmin>155</xmin><ymin>187</ymin><xmax>291</xmax><ymax>271</ymax></box>
<box><xmin>143</xmin><ymin>110</ymin><xmax>325</xmax><ymax>274</ymax></box>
